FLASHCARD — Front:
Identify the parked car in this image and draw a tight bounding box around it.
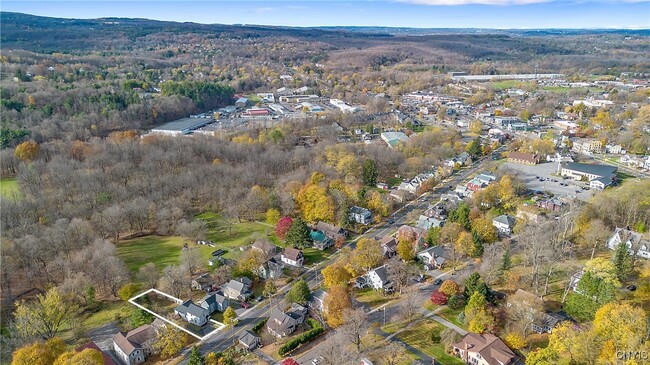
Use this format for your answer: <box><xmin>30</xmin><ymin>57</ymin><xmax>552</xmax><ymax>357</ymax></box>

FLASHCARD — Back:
<box><xmin>627</xmin><ymin>284</ymin><xmax>637</xmax><ymax>291</ymax></box>
<box><xmin>211</xmin><ymin>249</ymin><xmax>226</xmax><ymax>257</ymax></box>
<box><xmin>387</xmin><ymin>218</ymin><xmax>395</xmax><ymax>225</ymax></box>
<box><xmin>433</xmin><ymin>278</ymin><xmax>443</xmax><ymax>285</ymax></box>
<box><xmin>240</xmin><ymin>301</ymin><xmax>250</xmax><ymax>309</ymax></box>
<box><xmin>312</xmin><ymin>356</ymin><xmax>323</xmax><ymax>365</ymax></box>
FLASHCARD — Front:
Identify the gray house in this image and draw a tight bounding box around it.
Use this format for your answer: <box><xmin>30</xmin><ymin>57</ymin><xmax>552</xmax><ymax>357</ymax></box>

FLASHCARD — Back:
<box><xmin>267</xmin><ymin>305</ymin><xmax>307</xmax><ymax>338</ymax></box>
<box><xmin>175</xmin><ymin>299</ymin><xmax>209</xmax><ymax>326</ymax></box>
<box><xmin>113</xmin><ymin>322</ymin><xmax>160</xmax><ymax>365</ymax></box>
<box><xmin>349</xmin><ymin>206</ymin><xmax>373</xmax><ymax>225</ymax></box>
<box><xmin>257</xmin><ymin>257</ymin><xmax>284</xmax><ymax>280</ymax></box>
<box><xmin>200</xmin><ymin>291</ymin><xmax>229</xmax><ymax>313</ymax></box>
<box><xmin>239</xmin><ymin>330</ymin><xmax>261</xmax><ymax>350</ymax></box>
<box><xmin>222</xmin><ymin>278</ymin><xmax>253</xmax><ymax>301</ymax></box>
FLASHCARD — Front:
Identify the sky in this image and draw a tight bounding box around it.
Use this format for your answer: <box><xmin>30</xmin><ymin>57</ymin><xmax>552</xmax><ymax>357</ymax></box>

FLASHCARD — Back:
<box><xmin>2</xmin><ymin>0</ymin><xmax>649</xmax><ymax>29</ymax></box>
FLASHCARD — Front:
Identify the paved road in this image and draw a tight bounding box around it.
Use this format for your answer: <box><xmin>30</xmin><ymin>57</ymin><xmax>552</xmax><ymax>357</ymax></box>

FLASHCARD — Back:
<box><xmin>181</xmin><ymin>155</ymin><xmax>494</xmax><ymax>363</ymax></box>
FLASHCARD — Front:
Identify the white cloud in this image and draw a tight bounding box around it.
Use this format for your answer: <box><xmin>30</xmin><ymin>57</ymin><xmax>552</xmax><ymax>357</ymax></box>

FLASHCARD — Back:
<box><xmin>253</xmin><ymin>7</ymin><xmax>276</xmax><ymax>13</ymax></box>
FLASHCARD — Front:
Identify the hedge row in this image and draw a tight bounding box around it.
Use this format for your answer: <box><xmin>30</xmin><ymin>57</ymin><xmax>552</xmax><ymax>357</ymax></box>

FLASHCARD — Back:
<box><xmin>278</xmin><ymin>327</ymin><xmax>325</xmax><ymax>356</ymax></box>
<box><xmin>252</xmin><ymin>318</ymin><xmax>268</xmax><ymax>333</ymax></box>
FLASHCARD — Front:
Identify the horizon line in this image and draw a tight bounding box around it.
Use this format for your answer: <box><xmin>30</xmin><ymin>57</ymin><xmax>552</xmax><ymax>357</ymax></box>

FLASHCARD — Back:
<box><xmin>3</xmin><ymin>11</ymin><xmax>650</xmax><ymax>31</ymax></box>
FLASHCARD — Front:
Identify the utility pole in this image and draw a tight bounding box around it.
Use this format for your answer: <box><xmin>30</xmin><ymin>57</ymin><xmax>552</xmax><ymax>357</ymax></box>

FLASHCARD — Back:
<box><xmin>383</xmin><ymin>307</ymin><xmax>386</xmax><ymax>327</ymax></box>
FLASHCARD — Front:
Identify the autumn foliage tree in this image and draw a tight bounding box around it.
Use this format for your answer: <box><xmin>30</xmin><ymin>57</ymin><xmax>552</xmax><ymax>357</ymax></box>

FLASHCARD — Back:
<box><xmin>324</xmin><ymin>285</ymin><xmax>352</xmax><ymax>328</ymax></box>
<box><xmin>439</xmin><ymin>280</ymin><xmax>461</xmax><ymax>297</ymax></box>
<box><xmin>14</xmin><ymin>141</ymin><xmax>40</xmax><ymax>162</ymax></box>
<box><xmin>296</xmin><ymin>184</ymin><xmax>335</xmax><ymax>223</ymax></box>
<box><xmin>322</xmin><ymin>263</ymin><xmax>352</xmax><ymax>287</ymax></box>
<box><xmin>11</xmin><ymin>337</ymin><xmax>66</xmax><ymax>365</ymax></box>
<box><xmin>350</xmin><ymin>238</ymin><xmax>383</xmax><ymax>275</ymax></box>
<box><xmin>275</xmin><ymin>216</ymin><xmax>293</xmax><ymax>240</ymax></box>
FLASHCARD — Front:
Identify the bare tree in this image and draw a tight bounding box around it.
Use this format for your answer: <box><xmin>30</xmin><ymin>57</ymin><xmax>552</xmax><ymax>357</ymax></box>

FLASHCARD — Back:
<box><xmin>176</xmin><ymin>220</ymin><xmax>208</xmax><ymax>242</ymax></box>
<box><xmin>137</xmin><ymin>262</ymin><xmax>161</xmax><ymax>289</ymax></box>
<box><xmin>180</xmin><ymin>248</ymin><xmax>202</xmax><ymax>276</ymax></box>
<box><xmin>158</xmin><ymin>265</ymin><xmax>190</xmax><ymax>299</ymax></box>
<box><xmin>398</xmin><ymin>287</ymin><xmax>419</xmax><ymax>322</ymax></box>
<box><xmin>583</xmin><ymin>219</ymin><xmax>611</xmax><ymax>260</ymax></box>
<box><xmin>341</xmin><ymin>308</ymin><xmax>368</xmax><ymax>352</ymax></box>
<box><xmin>318</xmin><ymin>332</ymin><xmax>355</xmax><ymax>365</ymax></box>
<box><xmin>377</xmin><ymin>341</ymin><xmax>405</xmax><ymax>365</ymax></box>
<box><xmin>385</xmin><ymin>257</ymin><xmax>410</xmax><ymax>295</ymax></box>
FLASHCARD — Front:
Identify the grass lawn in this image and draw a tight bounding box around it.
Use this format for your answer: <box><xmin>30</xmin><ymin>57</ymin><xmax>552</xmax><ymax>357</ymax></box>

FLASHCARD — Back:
<box><xmin>422</xmin><ymin>301</ymin><xmax>439</xmax><ymax>312</ymax></box>
<box><xmin>396</xmin><ymin>320</ymin><xmax>464</xmax><ymax>365</ymax></box>
<box><xmin>0</xmin><ymin>177</ymin><xmax>21</xmax><ymax>200</ymax></box>
<box><xmin>117</xmin><ymin>236</ymin><xmax>191</xmax><ymax>273</ymax></box>
<box><xmin>438</xmin><ymin>307</ymin><xmax>466</xmax><ymax>329</ymax></box>
<box><xmin>303</xmin><ymin>247</ymin><xmax>334</xmax><ymax>265</ymax></box>
<box><xmin>117</xmin><ymin>215</ymin><xmax>273</xmax><ymax>273</ymax></box>
<box><xmin>542</xmin><ymin>86</ymin><xmax>604</xmax><ymax>94</ymax></box>
<box><xmin>196</xmin><ymin>212</ymin><xmax>274</xmax><ymax>259</ymax></box>
<box><xmin>356</xmin><ymin>288</ymin><xmax>395</xmax><ymax>309</ymax></box>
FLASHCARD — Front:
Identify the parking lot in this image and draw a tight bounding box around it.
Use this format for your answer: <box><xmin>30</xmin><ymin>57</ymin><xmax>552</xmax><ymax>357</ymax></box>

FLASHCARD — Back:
<box><xmin>501</xmin><ymin>162</ymin><xmax>596</xmax><ymax>201</ymax></box>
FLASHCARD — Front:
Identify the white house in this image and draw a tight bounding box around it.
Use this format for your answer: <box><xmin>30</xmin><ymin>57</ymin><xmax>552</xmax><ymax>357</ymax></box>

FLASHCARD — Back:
<box><xmin>452</xmin><ymin>333</ymin><xmax>519</xmax><ymax>365</ymax></box>
<box><xmin>366</xmin><ymin>266</ymin><xmax>392</xmax><ymax>291</ymax></box>
<box><xmin>174</xmin><ymin>299</ymin><xmax>209</xmax><ymax>326</ymax></box>
<box><xmin>417</xmin><ymin>246</ymin><xmax>446</xmax><ymax>269</ymax></box>
<box><xmin>493</xmin><ymin>215</ymin><xmax>516</xmax><ymax>235</ymax></box>
<box><xmin>606</xmin><ymin>227</ymin><xmax>650</xmax><ymax>259</ymax></box>
<box><xmin>281</xmin><ymin>247</ymin><xmax>304</xmax><ymax>267</ymax></box>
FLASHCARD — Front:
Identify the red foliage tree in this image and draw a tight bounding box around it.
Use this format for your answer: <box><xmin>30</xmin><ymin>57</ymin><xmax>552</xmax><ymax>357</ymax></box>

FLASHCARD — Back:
<box><xmin>275</xmin><ymin>216</ymin><xmax>293</xmax><ymax>240</ymax></box>
<box><xmin>281</xmin><ymin>359</ymin><xmax>299</xmax><ymax>365</ymax></box>
<box><xmin>430</xmin><ymin>290</ymin><xmax>448</xmax><ymax>305</ymax></box>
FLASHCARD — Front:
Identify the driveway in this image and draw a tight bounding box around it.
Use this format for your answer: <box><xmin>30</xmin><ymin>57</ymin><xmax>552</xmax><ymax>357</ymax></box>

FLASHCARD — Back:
<box><xmin>87</xmin><ymin>322</ymin><xmax>124</xmax><ymax>364</ymax></box>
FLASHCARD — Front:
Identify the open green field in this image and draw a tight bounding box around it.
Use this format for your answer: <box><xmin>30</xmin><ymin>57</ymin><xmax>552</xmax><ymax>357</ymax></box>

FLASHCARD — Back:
<box><xmin>542</xmin><ymin>86</ymin><xmax>605</xmax><ymax>94</ymax></box>
<box><xmin>117</xmin><ymin>236</ymin><xmax>194</xmax><ymax>273</ymax></box>
<box><xmin>117</xmin><ymin>214</ymin><xmax>275</xmax><ymax>273</ymax></box>
<box><xmin>1</xmin><ymin>177</ymin><xmax>21</xmax><ymax>200</ymax></box>
<box><xmin>303</xmin><ymin>247</ymin><xmax>334</xmax><ymax>265</ymax></box>
<box><xmin>396</xmin><ymin>320</ymin><xmax>465</xmax><ymax>365</ymax></box>
<box><xmin>437</xmin><ymin>307</ymin><xmax>466</xmax><ymax>329</ymax></box>
<box><xmin>197</xmin><ymin>212</ymin><xmax>274</xmax><ymax>258</ymax></box>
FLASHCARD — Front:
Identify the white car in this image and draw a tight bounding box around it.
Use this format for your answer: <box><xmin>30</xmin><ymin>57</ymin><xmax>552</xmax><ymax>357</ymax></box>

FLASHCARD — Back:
<box><xmin>312</xmin><ymin>356</ymin><xmax>323</xmax><ymax>365</ymax></box>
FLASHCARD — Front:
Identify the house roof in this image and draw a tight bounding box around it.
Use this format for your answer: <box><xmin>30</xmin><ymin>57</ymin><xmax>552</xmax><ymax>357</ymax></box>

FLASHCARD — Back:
<box><xmin>311</xmin><ymin>289</ymin><xmax>328</xmax><ymax>302</ymax></box>
<box><xmin>314</xmin><ymin>221</ymin><xmax>345</xmax><ymax>237</ymax></box>
<box><xmin>509</xmin><ymin>151</ymin><xmax>539</xmax><ymax>163</ymax></box>
<box><xmin>252</xmin><ymin>240</ymin><xmax>276</xmax><ymax>257</ymax></box>
<box><xmin>268</xmin><ymin>308</ymin><xmax>299</xmax><ymax>334</ymax></box>
<box><xmin>370</xmin><ymin>266</ymin><xmax>390</xmax><ymax>285</ymax></box>
<box><xmin>76</xmin><ymin>341</ymin><xmax>116</xmax><ymax>365</ymax></box>
<box><xmin>283</xmin><ymin>247</ymin><xmax>303</xmax><ymax>261</ymax></box>
<box><xmin>417</xmin><ymin>245</ymin><xmax>445</xmax><ymax>259</ymax></box>
<box><xmin>223</xmin><ymin>279</ymin><xmax>250</xmax><ymax>295</ymax></box>
<box><xmin>380</xmin><ymin>235</ymin><xmax>397</xmax><ymax>249</ymax></box>
<box><xmin>563</xmin><ymin>162</ymin><xmax>617</xmax><ymax>177</ymax></box>
<box><xmin>350</xmin><ymin>206</ymin><xmax>371</xmax><ymax>215</ymax></box>
<box><xmin>493</xmin><ymin>214</ymin><xmax>516</xmax><ymax>227</ymax></box>
<box><xmin>398</xmin><ymin>225</ymin><xmax>425</xmax><ymax>237</ymax></box>
<box><xmin>310</xmin><ymin>229</ymin><xmax>330</xmax><ymax>243</ymax></box>
<box><xmin>175</xmin><ymin>299</ymin><xmax>208</xmax><ymax>318</ymax></box>
<box><xmin>239</xmin><ymin>330</ymin><xmax>260</xmax><ymax>347</ymax></box>
<box><xmin>113</xmin><ymin>323</ymin><xmax>157</xmax><ymax>356</ymax></box>
<box><xmin>453</xmin><ymin>333</ymin><xmax>518</xmax><ymax>365</ymax></box>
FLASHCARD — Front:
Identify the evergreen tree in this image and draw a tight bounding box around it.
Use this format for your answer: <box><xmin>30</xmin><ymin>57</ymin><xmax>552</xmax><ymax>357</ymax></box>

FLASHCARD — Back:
<box><xmin>612</xmin><ymin>241</ymin><xmax>631</xmax><ymax>281</ymax></box>
<box><xmin>284</xmin><ymin>218</ymin><xmax>312</xmax><ymax>249</ymax></box>
<box><xmin>188</xmin><ymin>346</ymin><xmax>205</xmax><ymax>365</ymax></box>
<box><xmin>499</xmin><ymin>249</ymin><xmax>511</xmax><ymax>281</ymax></box>
<box><xmin>470</xmin><ymin>231</ymin><xmax>484</xmax><ymax>258</ymax></box>
<box><xmin>286</xmin><ymin>279</ymin><xmax>311</xmax><ymax>305</ymax></box>
<box><xmin>464</xmin><ymin>272</ymin><xmax>490</xmax><ymax>301</ymax></box>
<box><xmin>448</xmin><ymin>202</ymin><xmax>471</xmax><ymax>230</ymax></box>
<box><xmin>362</xmin><ymin>159</ymin><xmax>378</xmax><ymax>186</ymax></box>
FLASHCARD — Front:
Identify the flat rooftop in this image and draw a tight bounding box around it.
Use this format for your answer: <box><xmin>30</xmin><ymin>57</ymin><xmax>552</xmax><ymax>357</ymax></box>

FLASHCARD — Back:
<box><xmin>452</xmin><ymin>74</ymin><xmax>563</xmax><ymax>81</ymax></box>
<box><xmin>151</xmin><ymin>117</ymin><xmax>213</xmax><ymax>132</ymax></box>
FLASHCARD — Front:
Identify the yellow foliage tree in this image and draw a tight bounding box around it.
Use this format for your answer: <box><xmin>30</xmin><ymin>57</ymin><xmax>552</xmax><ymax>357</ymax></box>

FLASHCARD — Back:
<box><xmin>351</xmin><ymin>238</ymin><xmax>384</xmax><ymax>274</ymax></box>
<box><xmin>14</xmin><ymin>141</ymin><xmax>40</xmax><ymax>162</ymax></box>
<box><xmin>324</xmin><ymin>285</ymin><xmax>352</xmax><ymax>328</ymax></box>
<box><xmin>455</xmin><ymin>231</ymin><xmax>474</xmax><ymax>258</ymax></box>
<box><xmin>53</xmin><ymin>348</ymin><xmax>104</xmax><ymax>365</ymax></box>
<box><xmin>12</xmin><ymin>338</ymin><xmax>66</xmax><ymax>365</ymax></box>
<box><xmin>503</xmin><ymin>332</ymin><xmax>526</xmax><ymax>350</ymax></box>
<box><xmin>265</xmin><ymin>208</ymin><xmax>281</xmax><ymax>225</ymax></box>
<box><xmin>366</xmin><ymin>191</ymin><xmax>389</xmax><ymax>217</ymax></box>
<box><xmin>296</xmin><ymin>184</ymin><xmax>335</xmax><ymax>222</ymax></box>
<box><xmin>231</xmin><ymin>134</ymin><xmax>255</xmax><ymax>144</ymax></box>
<box><xmin>322</xmin><ymin>263</ymin><xmax>353</xmax><ymax>287</ymax></box>
<box><xmin>593</xmin><ymin>302</ymin><xmax>647</xmax><ymax>352</ymax></box>
<box><xmin>470</xmin><ymin>217</ymin><xmax>497</xmax><ymax>243</ymax></box>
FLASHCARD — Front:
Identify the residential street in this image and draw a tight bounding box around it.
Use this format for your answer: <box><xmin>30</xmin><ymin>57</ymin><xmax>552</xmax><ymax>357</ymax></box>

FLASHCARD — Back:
<box><xmin>182</xmin><ymin>157</ymin><xmax>492</xmax><ymax>363</ymax></box>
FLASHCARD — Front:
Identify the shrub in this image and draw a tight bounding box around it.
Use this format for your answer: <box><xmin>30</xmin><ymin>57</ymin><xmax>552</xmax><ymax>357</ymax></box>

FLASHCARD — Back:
<box><xmin>278</xmin><ymin>327</ymin><xmax>325</xmax><ymax>356</ymax></box>
<box><xmin>252</xmin><ymin>318</ymin><xmax>268</xmax><ymax>333</ymax></box>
